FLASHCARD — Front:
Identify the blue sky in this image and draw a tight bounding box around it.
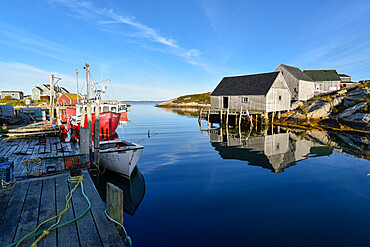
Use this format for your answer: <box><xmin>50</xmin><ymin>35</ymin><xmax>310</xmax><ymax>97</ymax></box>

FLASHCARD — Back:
<box><xmin>0</xmin><ymin>0</ymin><xmax>369</xmax><ymax>100</ymax></box>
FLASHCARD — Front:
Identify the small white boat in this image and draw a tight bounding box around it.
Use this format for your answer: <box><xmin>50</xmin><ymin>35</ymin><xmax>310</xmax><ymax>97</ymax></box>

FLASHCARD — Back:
<box><xmin>99</xmin><ymin>139</ymin><xmax>144</xmax><ymax>177</ymax></box>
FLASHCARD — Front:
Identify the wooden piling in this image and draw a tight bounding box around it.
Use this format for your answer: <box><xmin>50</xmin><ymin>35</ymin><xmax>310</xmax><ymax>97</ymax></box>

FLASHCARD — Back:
<box><xmin>226</xmin><ymin>108</ymin><xmax>229</xmax><ymax>127</ymax></box>
<box><xmin>106</xmin><ymin>182</ymin><xmax>124</xmax><ymax>234</ymax></box>
<box><xmin>220</xmin><ymin>109</ymin><xmax>223</xmax><ymax>126</ymax></box>
<box><xmin>50</xmin><ymin>74</ymin><xmax>55</xmax><ymax>124</ymax></box>
<box><xmin>207</xmin><ymin>109</ymin><xmax>210</xmax><ymax>128</ymax></box>
<box><xmin>238</xmin><ymin>107</ymin><xmax>242</xmax><ymax>130</ymax></box>
<box><xmin>94</xmin><ymin>97</ymin><xmax>100</xmax><ymax>166</ymax></box>
<box><xmin>85</xmin><ymin>63</ymin><xmax>92</xmax><ymax>148</ymax></box>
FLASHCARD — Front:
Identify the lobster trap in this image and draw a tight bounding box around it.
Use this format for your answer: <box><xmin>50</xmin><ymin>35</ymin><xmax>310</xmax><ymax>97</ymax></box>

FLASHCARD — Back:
<box><xmin>24</xmin><ymin>153</ymin><xmax>90</xmax><ymax>177</ymax></box>
<box><xmin>0</xmin><ymin>158</ymin><xmax>14</xmax><ymax>189</ymax></box>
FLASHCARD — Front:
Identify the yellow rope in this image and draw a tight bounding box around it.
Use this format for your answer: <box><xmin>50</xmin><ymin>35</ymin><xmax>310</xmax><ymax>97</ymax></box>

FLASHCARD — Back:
<box><xmin>16</xmin><ymin>175</ymin><xmax>83</xmax><ymax>247</ymax></box>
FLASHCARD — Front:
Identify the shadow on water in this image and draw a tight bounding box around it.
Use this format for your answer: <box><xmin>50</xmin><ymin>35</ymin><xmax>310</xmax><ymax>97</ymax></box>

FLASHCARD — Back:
<box><xmin>91</xmin><ymin>168</ymin><xmax>146</xmax><ymax>216</ymax></box>
<box><xmin>208</xmin><ymin>125</ymin><xmax>370</xmax><ymax>173</ymax></box>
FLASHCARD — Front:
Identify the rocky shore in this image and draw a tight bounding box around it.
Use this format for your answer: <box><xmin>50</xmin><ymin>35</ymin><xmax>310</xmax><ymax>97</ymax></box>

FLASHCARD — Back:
<box><xmin>281</xmin><ymin>84</ymin><xmax>370</xmax><ymax>131</ymax></box>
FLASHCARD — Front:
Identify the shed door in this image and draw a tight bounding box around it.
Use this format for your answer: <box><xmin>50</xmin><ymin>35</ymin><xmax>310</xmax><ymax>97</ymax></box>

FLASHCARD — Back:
<box><xmin>223</xmin><ymin>97</ymin><xmax>228</xmax><ymax>109</ymax></box>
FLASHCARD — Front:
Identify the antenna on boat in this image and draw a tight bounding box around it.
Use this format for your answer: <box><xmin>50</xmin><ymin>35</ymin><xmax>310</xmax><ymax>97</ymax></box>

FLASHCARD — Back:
<box><xmin>76</xmin><ymin>69</ymin><xmax>79</xmax><ymax>104</ymax></box>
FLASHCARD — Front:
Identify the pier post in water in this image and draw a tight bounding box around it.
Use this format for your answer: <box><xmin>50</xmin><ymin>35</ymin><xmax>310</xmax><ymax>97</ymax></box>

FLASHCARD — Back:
<box><xmin>94</xmin><ymin>97</ymin><xmax>100</xmax><ymax>166</ymax></box>
<box><xmin>50</xmin><ymin>74</ymin><xmax>55</xmax><ymax>124</ymax></box>
<box><xmin>107</xmin><ymin>182</ymin><xmax>124</xmax><ymax>235</ymax></box>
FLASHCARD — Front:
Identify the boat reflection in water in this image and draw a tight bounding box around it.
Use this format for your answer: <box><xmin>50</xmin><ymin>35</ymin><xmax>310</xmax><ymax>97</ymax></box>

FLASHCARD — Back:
<box><xmin>210</xmin><ymin>127</ymin><xmax>334</xmax><ymax>173</ymax></box>
<box><xmin>93</xmin><ymin>168</ymin><xmax>145</xmax><ymax>215</ymax></box>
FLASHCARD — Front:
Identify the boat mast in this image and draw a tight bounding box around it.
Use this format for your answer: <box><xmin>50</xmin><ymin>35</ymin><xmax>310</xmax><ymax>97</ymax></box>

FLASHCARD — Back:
<box><xmin>76</xmin><ymin>69</ymin><xmax>79</xmax><ymax>105</ymax></box>
<box><xmin>85</xmin><ymin>63</ymin><xmax>92</xmax><ymax>147</ymax></box>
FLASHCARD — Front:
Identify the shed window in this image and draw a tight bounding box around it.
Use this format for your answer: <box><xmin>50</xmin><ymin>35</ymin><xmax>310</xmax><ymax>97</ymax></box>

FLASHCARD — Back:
<box><xmin>278</xmin><ymin>95</ymin><xmax>282</xmax><ymax>101</ymax></box>
<box><xmin>242</xmin><ymin>97</ymin><xmax>248</xmax><ymax>103</ymax></box>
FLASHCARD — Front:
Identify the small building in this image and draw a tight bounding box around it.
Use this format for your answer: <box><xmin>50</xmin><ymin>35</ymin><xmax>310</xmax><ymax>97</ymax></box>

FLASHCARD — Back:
<box><xmin>31</xmin><ymin>86</ymin><xmax>43</xmax><ymax>100</ymax></box>
<box><xmin>1</xmin><ymin>91</ymin><xmax>24</xmax><ymax>100</ymax></box>
<box><xmin>57</xmin><ymin>93</ymin><xmax>82</xmax><ymax>105</ymax></box>
<box><xmin>339</xmin><ymin>74</ymin><xmax>352</xmax><ymax>82</ymax></box>
<box><xmin>210</xmin><ymin>72</ymin><xmax>291</xmax><ymax>112</ymax></box>
<box><xmin>31</xmin><ymin>84</ymin><xmax>69</xmax><ymax>100</ymax></box>
<box><xmin>274</xmin><ymin>64</ymin><xmax>314</xmax><ymax>101</ymax></box>
<box><xmin>338</xmin><ymin>74</ymin><xmax>356</xmax><ymax>88</ymax></box>
<box><xmin>303</xmin><ymin>70</ymin><xmax>341</xmax><ymax>95</ymax></box>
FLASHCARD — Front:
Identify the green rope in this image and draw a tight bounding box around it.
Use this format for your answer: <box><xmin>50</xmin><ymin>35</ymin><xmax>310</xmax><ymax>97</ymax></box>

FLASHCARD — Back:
<box><xmin>7</xmin><ymin>176</ymin><xmax>91</xmax><ymax>247</ymax></box>
<box><xmin>104</xmin><ymin>209</ymin><xmax>132</xmax><ymax>247</ymax></box>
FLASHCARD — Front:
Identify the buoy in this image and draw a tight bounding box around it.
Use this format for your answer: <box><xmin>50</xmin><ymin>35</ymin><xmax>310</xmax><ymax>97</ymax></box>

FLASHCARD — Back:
<box><xmin>62</xmin><ymin>129</ymin><xmax>68</xmax><ymax>134</ymax></box>
<box><xmin>60</xmin><ymin>125</ymin><xmax>65</xmax><ymax>130</ymax></box>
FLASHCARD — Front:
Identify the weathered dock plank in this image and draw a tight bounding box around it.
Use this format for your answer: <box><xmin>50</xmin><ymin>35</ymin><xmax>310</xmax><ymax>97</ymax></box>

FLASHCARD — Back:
<box><xmin>0</xmin><ymin>181</ymin><xmax>30</xmax><ymax>246</ymax></box>
<box><xmin>83</xmin><ymin>173</ymin><xmax>124</xmax><ymax>246</ymax></box>
<box><xmin>13</xmin><ymin>179</ymin><xmax>43</xmax><ymax>246</ymax></box>
<box><xmin>37</xmin><ymin>178</ymin><xmax>57</xmax><ymax>247</ymax></box>
<box><xmin>55</xmin><ymin>175</ymin><xmax>80</xmax><ymax>247</ymax></box>
<box><xmin>70</xmin><ymin>177</ymin><xmax>103</xmax><ymax>247</ymax></box>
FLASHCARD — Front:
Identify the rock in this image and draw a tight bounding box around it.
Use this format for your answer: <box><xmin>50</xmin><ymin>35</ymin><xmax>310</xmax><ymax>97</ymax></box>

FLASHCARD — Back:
<box><xmin>346</xmin><ymin>88</ymin><xmax>369</xmax><ymax>101</ymax></box>
<box><xmin>306</xmin><ymin>129</ymin><xmax>331</xmax><ymax>144</ymax></box>
<box><xmin>338</xmin><ymin>102</ymin><xmax>367</xmax><ymax>119</ymax></box>
<box><xmin>289</xmin><ymin>112</ymin><xmax>307</xmax><ymax>119</ymax></box>
<box><xmin>291</xmin><ymin>101</ymin><xmax>303</xmax><ymax>111</ymax></box>
<box><xmin>343</xmin><ymin>99</ymin><xmax>354</xmax><ymax>106</ymax></box>
<box><xmin>331</xmin><ymin>97</ymin><xmax>344</xmax><ymax>107</ymax></box>
<box><xmin>306</xmin><ymin>101</ymin><xmax>331</xmax><ymax>119</ymax></box>
<box><xmin>344</xmin><ymin>113</ymin><xmax>370</xmax><ymax>124</ymax></box>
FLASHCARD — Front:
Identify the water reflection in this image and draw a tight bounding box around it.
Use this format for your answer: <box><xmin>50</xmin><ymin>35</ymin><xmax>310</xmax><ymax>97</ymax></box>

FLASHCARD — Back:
<box><xmin>210</xmin><ymin>126</ymin><xmax>370</xmax><ymax>173</ymax></box>
<box><xmin>92</xmin><ymin>168</ymin><xmax>145</xmax><ymax>215</ymax></box>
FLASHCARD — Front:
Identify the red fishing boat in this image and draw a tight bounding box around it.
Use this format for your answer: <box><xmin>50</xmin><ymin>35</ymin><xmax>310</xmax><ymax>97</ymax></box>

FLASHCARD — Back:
<box><xmin>66</xmin><ymin>104</ymin><xmax>120</xmax><ymax>140</ymax></box>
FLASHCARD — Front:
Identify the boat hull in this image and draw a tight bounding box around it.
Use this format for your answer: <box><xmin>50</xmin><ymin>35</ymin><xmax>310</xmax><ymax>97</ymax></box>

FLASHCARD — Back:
<box><xmin>66</xmin><ymin>107</ymin><xmax>120</xmax><ymax>140</ymax></box>
<box><xmin>99</xmin><ymin>139</ymin><xmax>144</xmax><ymax>177</ymax></box>
<box><xmin>83</xmin><ymin>112</ymin><xmax>121</xmax><ymax>139</ymax></box>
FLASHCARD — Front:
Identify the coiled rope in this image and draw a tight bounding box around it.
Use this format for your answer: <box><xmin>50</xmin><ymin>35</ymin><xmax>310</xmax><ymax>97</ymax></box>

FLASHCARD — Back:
<box><xmin>8</xmin><ymin>175</ymin><xmax>91</xmax><ymax>247</ymax></box>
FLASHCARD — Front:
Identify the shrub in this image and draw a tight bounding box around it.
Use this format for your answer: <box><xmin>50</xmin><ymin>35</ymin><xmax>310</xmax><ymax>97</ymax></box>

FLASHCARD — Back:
<box><xmin>3</xmin><ymin>96</ymin><xmax>11</xmax><ymax>100</ymax></box>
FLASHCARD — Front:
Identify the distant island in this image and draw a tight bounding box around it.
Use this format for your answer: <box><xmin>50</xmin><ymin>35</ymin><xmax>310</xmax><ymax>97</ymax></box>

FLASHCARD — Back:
<box><xmin>155</xmin><ymin>92</ymin><xmax>210</xmax><ymax>108</ymax></box>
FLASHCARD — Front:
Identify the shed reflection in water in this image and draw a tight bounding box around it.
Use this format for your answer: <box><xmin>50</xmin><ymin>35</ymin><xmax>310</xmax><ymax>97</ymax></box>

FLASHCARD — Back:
<box><xmin>92</xmin><ymin>168</ymin><xmax>145</xmax><ymax>215</ymax></box>
<box><xmin>210</xmin><ymin>127</ymin><xmax>335</xmax><ymax>173</ymax></box>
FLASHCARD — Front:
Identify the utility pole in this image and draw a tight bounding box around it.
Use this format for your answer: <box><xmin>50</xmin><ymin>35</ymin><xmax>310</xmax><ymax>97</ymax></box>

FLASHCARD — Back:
<box><xmin>50</xmin><ymin>74</ymin><xmax>55</xmax><ymax>124</ymax></box>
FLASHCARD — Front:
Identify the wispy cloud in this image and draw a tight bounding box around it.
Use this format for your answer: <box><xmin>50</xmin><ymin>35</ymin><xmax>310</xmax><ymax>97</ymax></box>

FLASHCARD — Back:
<box><xmin>48</xmin><ymin>0</ymin><xmax>214</xmax><ymax>72</ymax></box>
<box><xmin>201</xmin><ymin>0</ymin><xmax>224</xmax><ymax>32</ymax></box>
<box><xmin>0</xmin><ymin>23</ymin><xmax>75</xmax><ymax>63</ymax></box>
<box><xmin>291</xmin><ymin>1</ymin><xmax>370</xmax><ymax>79</ymax></box>
<box><xmin>0</xmin><ymin>61</ymin><xmax>77</xmax><ymax>93</ymax></box>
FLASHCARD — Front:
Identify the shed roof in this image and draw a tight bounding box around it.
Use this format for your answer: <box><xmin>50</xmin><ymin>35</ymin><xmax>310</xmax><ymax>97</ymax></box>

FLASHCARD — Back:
<box><xmin>211</xmin><ymin>72</ymin><xmax>280</xmax><ymax>96</ymax></box>
<box><xmin>65</xmin><ymin>93</ymin><xmax>82</xmax><ymax>100</ymax></box>
<box><xmin>277</xmin><ymin>64</ymin><xmax>313</xmax><ymax>81</ymax></box>
<box><xmin>303</xmin><ymin>70</ymin><xmax>340</xmax><ymax>81</ymax></box>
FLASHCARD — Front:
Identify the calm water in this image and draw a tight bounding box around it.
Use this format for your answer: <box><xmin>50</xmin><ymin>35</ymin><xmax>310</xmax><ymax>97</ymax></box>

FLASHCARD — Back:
<box><xmin>96</xmin><ymin>103</ymin><xmax>370</xmax><ymax>247</ymax></box>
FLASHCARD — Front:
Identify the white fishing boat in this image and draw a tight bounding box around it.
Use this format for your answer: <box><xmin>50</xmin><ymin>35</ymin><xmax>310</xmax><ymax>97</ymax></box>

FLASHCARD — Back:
<box><xmin>99</xmin><ymin>139</ymin><xmax>144</xmax><ymax>177</ymax></box>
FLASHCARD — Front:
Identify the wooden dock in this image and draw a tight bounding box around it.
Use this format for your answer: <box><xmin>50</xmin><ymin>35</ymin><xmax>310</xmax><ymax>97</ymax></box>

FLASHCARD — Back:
<box><xmin>0</xmin><ymin>136</ymin><xmax>126</xmax><ymax>246</ymax></box>
<box><xmin>0</xmin><ymin>136</ymin><xmax>80</xmax><ymax>181</ymax></box>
